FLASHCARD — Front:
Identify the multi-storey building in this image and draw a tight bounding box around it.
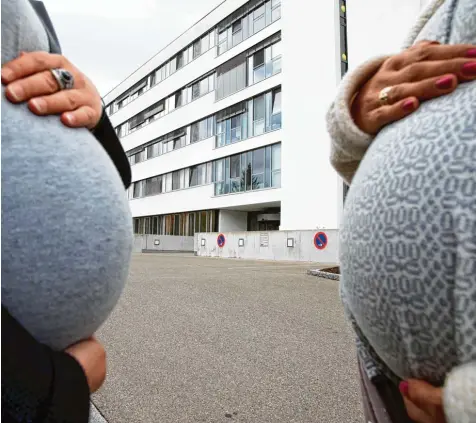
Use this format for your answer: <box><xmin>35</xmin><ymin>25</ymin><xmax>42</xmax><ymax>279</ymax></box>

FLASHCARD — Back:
<box><xmin>103</xmin><ymin>0</ymin><xmax>424</xmax><ymax>238</ymax></box>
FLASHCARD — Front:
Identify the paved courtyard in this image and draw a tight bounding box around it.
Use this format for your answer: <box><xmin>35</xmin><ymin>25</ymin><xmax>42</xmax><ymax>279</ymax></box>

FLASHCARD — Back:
<box><xmin>93</xmin><ymin>254</ymin><xmax>363</xmax><ymax>423</ymax></box>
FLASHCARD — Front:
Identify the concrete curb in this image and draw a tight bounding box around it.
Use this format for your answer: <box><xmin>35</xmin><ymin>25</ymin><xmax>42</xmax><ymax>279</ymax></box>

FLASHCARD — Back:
<box><xmin>307</xmin><ymin>269</ymin><xmax>340</xmax><ymax>281</ymax></box>
<box><xmin>141</xmin><ymin>250</ymin><xmax>194</xmax><ymax>254</ymax></box>
<box><xmin>90</xmin><ymin>402</ymin><xmax>108</xmax><ymax>423</ymax></box>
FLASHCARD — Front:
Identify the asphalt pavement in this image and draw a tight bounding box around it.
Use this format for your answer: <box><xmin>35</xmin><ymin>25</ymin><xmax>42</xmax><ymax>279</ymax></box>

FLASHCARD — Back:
<box><xmin>93</xmin><ymin>254</ymin><xmax>363</xmax><ymax>423</ymax></box>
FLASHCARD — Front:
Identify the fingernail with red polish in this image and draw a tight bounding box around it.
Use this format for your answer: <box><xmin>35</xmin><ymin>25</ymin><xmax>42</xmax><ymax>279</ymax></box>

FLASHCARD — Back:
<box><xmin>466</xmin><ymin>49</ymin><xmax>476</xmax><ymax>58</ymax></box>
<box><xmin>462</xmin><ymin>62</ymin><xmax>476</xmax><ymax>75</ymax></box>
<box><xmin>403</xmin><ymin>99</ymin><xmax>415</xmax><ymax>111</ymax></box>
<box><xmin>399</xmin><ymin>381</ymin><xmax>409</xmax><ymax>396</ymax></box>
<box><xmin>435</xmin><ymin>75</ymin><xmax>454</xmax><ymax>89</ymax></box>
<box><xmin>30</xmin><ymin>98</ymin><xmax>45</xmax><ymax>113</ymax></box>
<box><xmin>64</xmin><ymin>113</ymin><xmax>75</xmax><ymax>125</ymax></box>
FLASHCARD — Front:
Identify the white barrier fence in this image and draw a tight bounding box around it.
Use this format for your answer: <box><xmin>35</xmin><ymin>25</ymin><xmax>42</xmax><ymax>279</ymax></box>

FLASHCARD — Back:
<box><xmin>195</xmin><ymin>230</ymin><xmax>339</xmax><ymax>263</ymax></box>
<box><xmin>133</xmin><ymin>235</ymin><xmax>194</xmax><ymax>253</ymax></box>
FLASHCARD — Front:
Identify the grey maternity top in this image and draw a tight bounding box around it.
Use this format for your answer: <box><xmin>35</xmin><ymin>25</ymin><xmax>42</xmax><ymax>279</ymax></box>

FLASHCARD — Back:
<box><xmin>340</xmin><ymin>0</ymin><xmax>476</xmax><ymax>386</ymax></box>
<box><xmin>1</xmin><ymin>0</ymin><xmax>133</xmax><ymax>350</ymax></box>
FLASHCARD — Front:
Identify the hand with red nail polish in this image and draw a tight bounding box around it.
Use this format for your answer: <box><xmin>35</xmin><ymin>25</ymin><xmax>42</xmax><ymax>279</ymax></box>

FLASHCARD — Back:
<box><xmin>351</xmin><ymin>40</ymin><xmax>476</xmax><ymax>135</ymax></box>
<box><xmin>400</xmin><ymin>379</ymin><xmax>446</xmax><ymax>423</ymax></box>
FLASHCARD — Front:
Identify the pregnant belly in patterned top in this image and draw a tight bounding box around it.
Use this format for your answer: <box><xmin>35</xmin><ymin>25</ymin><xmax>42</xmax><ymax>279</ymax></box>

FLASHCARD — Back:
<box><xmin>340</xmin><ymin>81</ymin><xmax>476</xmax><ymax>385</ymax></box>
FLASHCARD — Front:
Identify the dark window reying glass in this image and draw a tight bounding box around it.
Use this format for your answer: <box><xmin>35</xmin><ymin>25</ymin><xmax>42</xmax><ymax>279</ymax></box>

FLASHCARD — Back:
<box><xmin>232</xmin><ymin>20</ymin><xmax>242</xmax><ymax>33</ymax></box>
<box><xmin>193</xmin><ymin>39</ymin><xmax>201</xmax><ymax>59</ymax></box>
<box><xmin>212</xmin><ymin>143</ymin><xmax>281</xmax><ymax>196</ymax></box>
<box><xmin>254</xmin><ymin>49</ymin><xmax>265</xmax><ymax>67</ymax></box>
<box><xmin>172</xmin><ymin>171</ymin><xmax>181</xmax><ymax>191</ymax></box>
<box><xmin>133</xmin><ymin>182</ymin><xmax>141</xmax><ymax>198</ymax></box>
<box><xmin>176</xmin><ymin>52</ymin><xmax>184</xmax><ymax>69</ymax></box>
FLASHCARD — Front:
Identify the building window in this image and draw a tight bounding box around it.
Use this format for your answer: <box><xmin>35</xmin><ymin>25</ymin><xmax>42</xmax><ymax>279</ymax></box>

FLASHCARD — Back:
<box><xmin>145</xmin><ymin>176</ymin><xmax>162</xmax><ymax>196</ymax></box>
<box><xmin>128</xmin><ymin>149</ymin><xmax>145</xmax><ymax>165</ymax></box>
<box><xmin>170</xmin><ymin>56</ymin><xmax>177</xmax><ymax>74</ymax></box>
<box><xmin>271</xmin><ymin>89</ymin><xmax>281</xmax><ymax>130</ymax></box>
<box><xmin>216</xmin><ymin>0</ymin><xmax>280</xmax><ymax>57</ymax></box>
<box><xmin>175</xmin><ymin>90</ymin><xmax>183</xmax><ymax>108</ymax></box>
<box><xmin>134</xmin><ymin>150</ymin><xmax>144</xmax><ymax>164</ymax></box>
<box><xmin>117</xmin><ymin>71</ymin><xmax>213</xmax><ymax>137</ymax></box>
<box><xmin>191</xmin><ymin>116</ymin><xmax>214</xmax><ymax>143</ymax></box>
<box><xmin>215</xmin><ymin>87</ymin><xmax>280</xmax><ymax>148</ymax></box>
<box><xmin>199</xmin><ymin>77</ymin><xmax>208</xmax><ymax>96</ymax></box>
<box><xmin>230</xmin><ymin>115</ymin><xmax>243</xmax><ymax>143</ymax></box>
<box><xmin>193</xmin><ymin>39</ymin><xmax>201</xmax><ymax>59</ymax></box>
<box><xmin>191</xmin><ymin>81</ymin><xmax>200</xmax><ymax>100</ymax></box>
<box><xmin>191</xmin><ymin>74</ymin><xmax>213</xmax><ymax>101</ymax></box>
<box><xmin>253</xmin><ymin>5</ymin><xmax>265</xmax><ymax>33</ymax></box>
<box><xmin>216</xmin><ymin>101</ymin><xmax>248</xmax><ymax>147</ymax></box>
<box><xmin>108</xmin><ymin>18</ymin><xmax>222</xmax><ymax>117</ymax></box>
<box><xmin>146</xmin><ymin>142</ymin><xmax>160</xmax><ymax>160</ymax></box>
<box><xmin>230</xmin><ymin>154</ymin><xmax>241</xmax><ymax>192</ymax></box>
<box><xmin>149</xmin><ymin>72</ymin><xmax>156</xmax><ymax>87</ymax></box>
<box><xmin>270</xmin><ymin>41</ymin><xmax>282</xmax><ymax>75</ymax></box>
<box><xmin>271</xmin><ymin>143</ymin><xmax>281</xmax><ymax>187</ymax></box>
<box><xmin>216</xmin><ymin>54</ymin><xmax>247</xmax><ymax>100</ymax></box>
<box><xmin>218</xmin><ymin>29</ymin><xmax>228</xmax><ymax>55</ymax></box>
<box><xmin>209</xmin><ymin>30</ymin><xmax>216</xmax><ymax>48</ymax></box>
<box><xmin>165</xmin><ymin>173</ymin><xmax>172</xmax><ymax>192</ymax></box>
<box><xmin>271</xmin><ymin>0</ymin><xmax>281</xmax><ymax>21</ymax></box>
<box><xmin>232</xmin><ymin>19</ymin><xmax>243</xmax><ymax>46</ymax></box>
<box><xmin>189</xmin><ymin>163</ymin><xmax>207</xmax><ymax>187</ymax></box>
<box><xmin>201</xmin><ymin>34</ymin><xmax>209</xmax><ymax>54</ymax></box>
<box><xmin>176</xmin><ymin>51</ymin><xmax>184</xmax><ymax>70</ymax></box>
<box><xmin>253</xmin><ymin>50</ymin><xmax>265</xmax><ymax>83</ymax></box>
<box><xmin>216</xmin><ymin>35</ymin><xmax>281</xmax><ymax>101</ymax></box>
<box><xmin>132</xmin><ymin>210</ymin><xmax>218</xmax><ymax>236</ymax></box>
<box><xmin>172</xmin><ymin>170</ymin><xmax>184</xmax><ymax>191</ymax></box>
<box><xmin>252</xmin><ymin>148</ymin><xmax>265</xmax><ymax>190</ymax></box>
<box><xmin>108</xmin><ymin>29</ymin><xmax>215</xmax><ymax>117</ymax></box>
<box><xmin>125</xmin><ymin>88</ymin><xmax>281</xmax><ymax>166</ymax></box>
<box><xmin>213</xmin><ymin>143</ymin><xmax>281</xmax><ymax>196</ymax></box>
<box><xmin>126</xmin><ymin>100</ymin><xmax>164</xmax><ymax>134</ymax></box>
<box><xmin>253</xmin><ymin>95</ymin><xmax>265</xmax><ymax>136</ymax></box>
<box><xmin>133</xmin><ymin>181</ymin><xmax>141</xmax><ymax>198</ymax></box>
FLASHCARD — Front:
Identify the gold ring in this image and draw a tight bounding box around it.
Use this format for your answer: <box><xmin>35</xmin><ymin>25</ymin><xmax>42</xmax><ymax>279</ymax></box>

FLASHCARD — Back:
<box><xmin>378</xmin><ymin>86</ymin><xmax>393</xmax><ymax>105</ymax></box>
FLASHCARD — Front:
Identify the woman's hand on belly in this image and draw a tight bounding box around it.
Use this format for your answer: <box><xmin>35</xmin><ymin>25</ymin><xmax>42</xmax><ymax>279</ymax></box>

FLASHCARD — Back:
<box><xmin>1</xmin><ymin>51</ymin><xmax>102</xmax><ymax>129</ymax></box>
<box><xmin>351</xmin><ymin>41</ymin><xmax>476</xmax><ymax>135</ymax></box>
<box><xmin>400</xmin><ymin>379</ymin><xmax>446</xmax><ymax>423</ymax></box>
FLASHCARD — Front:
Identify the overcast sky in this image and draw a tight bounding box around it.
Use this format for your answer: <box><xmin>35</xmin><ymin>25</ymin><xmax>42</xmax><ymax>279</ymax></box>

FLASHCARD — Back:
<box><xmin>44</xmin><ymin>0</ymin><xmax>222</xmax><ymax>96</ymax></box>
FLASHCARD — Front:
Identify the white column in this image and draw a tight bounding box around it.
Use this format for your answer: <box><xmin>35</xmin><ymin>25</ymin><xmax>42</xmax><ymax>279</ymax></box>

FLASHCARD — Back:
<box><xmin>280</xmin><ymin>0</ymin><xmax>340</xmax><ymax>230</ymax></box>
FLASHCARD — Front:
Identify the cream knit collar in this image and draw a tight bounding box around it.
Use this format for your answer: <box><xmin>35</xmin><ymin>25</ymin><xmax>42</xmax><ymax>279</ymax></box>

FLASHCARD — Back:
<box><xmin>402</xmin><ymin>0</ymin><xmax>447</xmax><ymax>48</ymax></box>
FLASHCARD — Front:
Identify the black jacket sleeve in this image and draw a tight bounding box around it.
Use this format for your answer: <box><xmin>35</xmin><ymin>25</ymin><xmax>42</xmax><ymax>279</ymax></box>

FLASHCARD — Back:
<box><xmin>92</xmin><ymin>110</ymin><xmax>132</xmax><ymax>189</ymax></box>
<box><xmin>1</xmin><ymin>306</ymin><xmax>90</xmax><ymax>423</ymax></box>
<box><xmin>30</xmin><ymin>1</ymin><xmax>132</xmax><ymax>190</ymax></box>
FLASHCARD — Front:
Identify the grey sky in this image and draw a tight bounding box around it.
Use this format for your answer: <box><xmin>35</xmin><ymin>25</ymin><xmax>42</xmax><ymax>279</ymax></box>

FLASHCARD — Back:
<box><xmin>44</xmin><ymin>0</ymin><xmax>222</xmax><ymax>96</ymax></box>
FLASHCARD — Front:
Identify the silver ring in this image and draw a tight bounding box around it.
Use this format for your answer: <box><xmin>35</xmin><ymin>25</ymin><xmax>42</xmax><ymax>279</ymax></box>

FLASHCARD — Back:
<box><xmin>50</xmin><ymin>68</ymin><xmax>74</xmax><ymax>90</ymax></box>
<box><xmin>378</xmin><ymin>86</ymin><xmax>393</xmax><ymax>105</ymax></box>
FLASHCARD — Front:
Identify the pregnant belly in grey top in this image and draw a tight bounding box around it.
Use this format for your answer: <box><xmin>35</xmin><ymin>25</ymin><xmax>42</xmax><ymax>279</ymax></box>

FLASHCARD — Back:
<box><xmin>1</xmin><ymin>92</ymin><xmax>133</xmax><ymax>350</ymax></box>
<box><xmin>340</xmin><ymin>81</ymin><xmax>476</xmax><ymax>384</ymax></box>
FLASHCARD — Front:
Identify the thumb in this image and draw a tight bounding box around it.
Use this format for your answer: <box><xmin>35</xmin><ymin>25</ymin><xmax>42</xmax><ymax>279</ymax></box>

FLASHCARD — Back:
<box><xmin>405</xmin><ymin>379</ymin><xmax>443</xmax><ymax>408</ymax></box>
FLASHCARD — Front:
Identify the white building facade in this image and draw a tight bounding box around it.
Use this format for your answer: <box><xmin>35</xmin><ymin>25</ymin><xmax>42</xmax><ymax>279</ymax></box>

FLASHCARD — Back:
<box><xmin>103</xmin><ymin>0</ymin><xmax>424</xmax><ymax>238</ymax></box>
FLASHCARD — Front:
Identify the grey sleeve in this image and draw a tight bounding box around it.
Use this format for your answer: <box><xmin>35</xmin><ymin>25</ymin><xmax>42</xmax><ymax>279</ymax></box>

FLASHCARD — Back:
<box><xmin>325</xmin><ymin>56</ymin><xmax>386</xmax><ymax>185</ymax></box>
